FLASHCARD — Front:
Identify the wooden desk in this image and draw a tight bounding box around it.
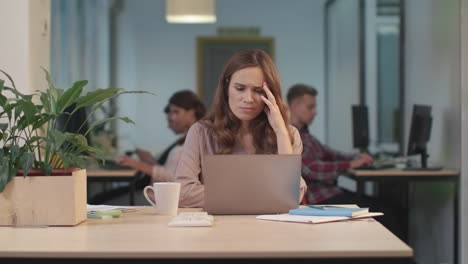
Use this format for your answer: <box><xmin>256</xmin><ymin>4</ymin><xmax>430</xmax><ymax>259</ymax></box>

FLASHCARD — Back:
<box><xmin>87</xmin><ymin>169</ymin><xmax>137</xmax><ymax>178</ymax></box>
<box><xmin>0</xmin><ymin>207</ymin><xmax>413</xmax><ymax>263</ymax></box>
<box><xmin>348</xmin><ymin>168</ymin><xmax>459</xmax><ymax>264</ymax></box>
<box><xmin>87</xmin><ymin>169</ymin><xmax>138</xmax><ymax>205</ymax></box>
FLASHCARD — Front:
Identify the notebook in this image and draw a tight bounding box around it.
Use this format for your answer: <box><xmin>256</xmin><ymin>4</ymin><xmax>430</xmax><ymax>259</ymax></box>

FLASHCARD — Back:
<box><xmin>256</xmin><ymin>212</ymin><xmax>384</xmax><ymax>224</ymax></box>
<box><xmin>289</xmin><ymin>205</ymin><xmax>369</xmax><ymax>217</ymax></box>
<box><xmin>203</xmin><ymin>154</ymin><xmax>301</xmax><ymax>215</ymax></box>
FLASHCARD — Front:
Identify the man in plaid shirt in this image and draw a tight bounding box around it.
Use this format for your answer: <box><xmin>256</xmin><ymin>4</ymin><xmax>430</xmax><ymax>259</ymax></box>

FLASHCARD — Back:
<box><xmin>287</xmin><ymin>84</ymin><xmax>374</xmax><ymax>205</ymax></box>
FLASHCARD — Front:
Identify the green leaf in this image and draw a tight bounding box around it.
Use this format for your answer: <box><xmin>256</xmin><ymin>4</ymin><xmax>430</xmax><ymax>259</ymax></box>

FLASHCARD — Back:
<box><xmin>75</xmin><ymin>88</ymin><xmax>121</xmax><ymax>109</ymax></box>
<box><xmin>27</xmin><ymin>135</ymin><xmax>43</xmax><ymax>143</ymax></box>
<box><xmin>64</xmin><ymin>133</ymin><xmax>89</xmax><ymax>153</ymax></box>
<box><xmin>2</xmin><ymin>132</ymin><xmax>9</xmax><ymax>142</ymax></box>
<box><xmin>0</xmin><ymin>95</ymin><xmax>6</xmax><ymax>108</ymax></box>
<box><xmin>20</xmin><ymin>100</ymin><xmax>38</xmax><ymax>120</ymax></box>
<box><xmin>38</xmin><ymin>162</ymin><xmax>52</xmax><ymax>176</ymax></box>
<box><xmin>48</xmin><ymin>89</ymin><xmax>58</xmax><ymax>114</ymax></box>
<box><xmin>56</xmin><ymin>88</ymin><xmax>64</xmax><ymax>99</ymax></box>
<box><xmin>0</xmin><ymin>69</ymin><xmax>17</xmax><ymax>90</ymax></box>
<box><xmin>32</xmin><ymin>113</ymin><xmax>55</xmax><ymax>130</ymax></box>
<box><xmin>88</xmin><ymin>146</ymin><xmax>108</xmax><ymax>160</ymax></box>
<box><xmin>73</xmin><ymin>155</ymin><xmax>87</xmax><ymax>168</ymax></box>
<box><xmin>41</xmin><ymin>67</ymin><xmax>56</xmax><ymax>94</ymax></box>
<box><xmin>65</xmin><ymin>153</ymin><xmax>86</xmax><ymax>169</ymax></box>
<box><xmin>42</xmin><ymin>68</ymin><xmax>58</xmax><ymax>114</ymax></box>
<box><xmin>0</xmin><ymin>158</ymin><xmax>11</xmax><ymax>193</ymax></box>
<box><xmin>49</xmin><ymin>130</ymin><xmax>66</xmax><ymax>150</ymax></box>
<box><xmin>2</xmin><ymin>85</ymin><xmax>24</xmax><ymax>98</ymax></box>
<box><xmin>0</xmin><ymin>157</ymin><xmax>17</xmax><ymax>193</ymax></box>
<box><xmin>13</xmin><ymin>102</ymin><xmax>23</xmax><ymax>121</ymax></box>
<box><xmin>0</xmin><ymin>123</ymin><xmax>7</xmax><ymax>132</ymax></box>
<box><xmin>0</xmin><ymin>80</ymin><xmax>6</xmax><ymax>107</ymax></box>
<box><xmin>16</xmin><ymin>115</ymin><xmax>29</xmax><ymax>129</ymax></box>
<box><xmin>57</xmin><ymin>80</ymin><xmax>87</xmax><ymax>112</ymax></box>
<box><xmin>20</xmin><ymin>152</ymin><xmax>34</xmax><ymax>177</ymax></box>
<box><xmin>86</xmin><ymin>117</ymin><xmax>135</xmax><ymax>135</ymax></box>
<box><xmin>17</xmin><ymin>114</ymin><xmax>43</xmax><ymax>130</ymax></box>
<box><xmin>22</xmin><ymin>94</ymin><xmax>33</xmax><ymax>101</ymax></box>
<box><xmin>1</xmin><ymin>102</ymin><xmax>17</xmax><ymax>119</ymax></box>
<box><xmin>40</xmin><ymin>92</ymin><xmax>51</xmax><ymax>113</ymax></box>
<box><xmin>10</xmin><ymin>145</ymin><xmax>19</xmax><ymax>161</ymax></box>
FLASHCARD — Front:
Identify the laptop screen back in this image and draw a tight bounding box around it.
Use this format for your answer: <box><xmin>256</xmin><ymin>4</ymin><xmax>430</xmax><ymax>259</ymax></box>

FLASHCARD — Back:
<box><xmin>203</xmin><ymin>154</ymin><xmax>301</xmax><ymax>215</ymax></box>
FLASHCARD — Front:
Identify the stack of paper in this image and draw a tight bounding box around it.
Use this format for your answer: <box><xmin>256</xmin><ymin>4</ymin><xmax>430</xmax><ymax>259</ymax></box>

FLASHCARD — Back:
<box><xmin>87</xmin><ymin>204</ymin><xmax>142</xmax><ymax>213</ymax></box>
<box><xmin>257</xmin><ymin>205</ymin><xmax>383</xmax><ymax>224</ymax></box>
<box><xmin>289</xmin><ymin>205</ymin><xmax>369</xmax><ymax>217</ymax></box>
<box><xmin>86</xmin><ymin>204</ymin><xmax>142</xmax><ymax>219</ymax></box>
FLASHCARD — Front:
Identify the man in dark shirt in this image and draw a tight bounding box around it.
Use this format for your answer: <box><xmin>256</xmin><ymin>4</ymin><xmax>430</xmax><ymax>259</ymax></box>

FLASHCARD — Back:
<box><xmin>287</xmin><ymin>84</ymin><xmax>374</xmax><ymax>204</ymax></box>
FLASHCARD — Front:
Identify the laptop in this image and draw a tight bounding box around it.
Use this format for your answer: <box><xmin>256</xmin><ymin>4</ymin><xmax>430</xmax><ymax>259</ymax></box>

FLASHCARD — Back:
<box><xmin>203</xmin><ymin>154</ymin><xmax>301</xmax><ymax>215</ymax></box>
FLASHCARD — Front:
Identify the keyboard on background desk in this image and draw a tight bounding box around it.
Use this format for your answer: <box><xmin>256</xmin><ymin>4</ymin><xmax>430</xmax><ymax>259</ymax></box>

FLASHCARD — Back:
<box><xmin>98</xmin><ymin>160</ymin><xmax>131</xmax><ymax>170</ymax></box>
<box><xmin>355</xmin><ymin>161</ymin><xmax>396</xmax><ymax>170</ymax></box>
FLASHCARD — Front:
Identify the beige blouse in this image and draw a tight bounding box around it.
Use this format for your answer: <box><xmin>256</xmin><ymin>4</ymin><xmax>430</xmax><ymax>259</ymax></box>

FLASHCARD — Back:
<box><xmin>175</xmin><ymin>122</ymin><xmax>307</xmax><ymax>208</ymax></box>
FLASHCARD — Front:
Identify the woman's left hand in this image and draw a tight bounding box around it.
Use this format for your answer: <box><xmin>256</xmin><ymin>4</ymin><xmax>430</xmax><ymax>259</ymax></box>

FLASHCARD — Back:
<box><xmin>261</xmin><ymin>82</ymin><xmax>288</xmax><ymax>135</ymax></box>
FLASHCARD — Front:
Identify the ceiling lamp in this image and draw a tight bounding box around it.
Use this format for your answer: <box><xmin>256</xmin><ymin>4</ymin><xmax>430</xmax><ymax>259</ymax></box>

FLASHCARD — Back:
<box><xmin>166</xmin><ymin>0</ymin><xmax>217</xmax><ymax>24</ymax></box>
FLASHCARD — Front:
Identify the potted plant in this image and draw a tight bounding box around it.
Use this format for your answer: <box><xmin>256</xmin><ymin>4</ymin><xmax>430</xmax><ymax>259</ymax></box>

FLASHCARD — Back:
<box><xmin>0</xmin><ymin>69</ymin><xmax>149</xmax><ymax>226</ymax></box>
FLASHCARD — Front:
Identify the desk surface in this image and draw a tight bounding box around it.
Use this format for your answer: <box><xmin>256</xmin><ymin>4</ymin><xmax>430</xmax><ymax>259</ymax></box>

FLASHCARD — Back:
<box><xmin>86</xmin><ymin>169</ymin><xmax>137</xmax><ymax>177</ymax></box>
<box><xmin>0</xmin><ymin>207</ymin><xmax>412</xmax><ymax>259</ymax></box>
<box><xmin>350</xmin><ymin>168</ymin><xmax>459</xmax><ymax>177</ymax></box>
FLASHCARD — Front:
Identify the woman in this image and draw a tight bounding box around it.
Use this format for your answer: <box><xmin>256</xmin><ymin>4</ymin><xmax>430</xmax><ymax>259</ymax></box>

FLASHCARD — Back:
<box><xmin>117</xmin><ymin>90</ymin><xmax>206</xmax><ymax>184</ymax></box>
<box><xmin>176</xmin><ymin>50</ymin><xmax>306</xmax><ymax>208</ymax></box>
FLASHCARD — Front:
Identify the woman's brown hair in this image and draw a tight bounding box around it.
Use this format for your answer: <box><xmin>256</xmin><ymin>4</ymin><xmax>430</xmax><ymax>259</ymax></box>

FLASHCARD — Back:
<box><xmin>203</xmin><ymin>49</ymin><xmax>293</xmax><ymax>154</ymax></box>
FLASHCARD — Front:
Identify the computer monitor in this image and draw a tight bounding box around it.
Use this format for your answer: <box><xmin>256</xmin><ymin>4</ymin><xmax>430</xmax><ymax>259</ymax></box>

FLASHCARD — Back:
<box><xmin>352</xmin><ymin>105</ymin><xmax>369</xmax><ymax>153</ymax></box>
<box><xmin>406</xmin><ymin>104</ymin><xmax>433</xmax><ymax>169</ymax></box>
<box><xmin>58</xmin><ymin>103</ymin><xmax>91</xmax><ymax>146</ymax></box>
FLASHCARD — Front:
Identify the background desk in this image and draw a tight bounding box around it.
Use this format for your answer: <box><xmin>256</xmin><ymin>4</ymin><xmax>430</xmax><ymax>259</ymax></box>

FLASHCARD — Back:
<box><xmin>0</xmin><ymin>207</ymin><xmax>412</xmax><ymax>264</ymax></box>
<box><xmin>347</xmin><ymin>168</ymin><xmax>459</xmax><ymax>264</ymax></box>
<box><xmin>87</xmin><ymin>169</ymin><xmax>138</xmax><ymax>205</ymax></box>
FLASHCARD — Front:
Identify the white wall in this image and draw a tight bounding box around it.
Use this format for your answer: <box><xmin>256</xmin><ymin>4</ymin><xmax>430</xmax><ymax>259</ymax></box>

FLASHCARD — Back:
<box><xmin>325</xmin><ymin>0</ymin><xmax>360</xmax><ymax>152</ymax></box>
<box><xmin>365</xmin><ymin>0</ymin><xmax>378</xmax><ymax>151</ymax></box>
<box><xmin>0</xmin><ymin>0</ymin><xmax>50</xmax><ymax>94</ymax></box>
<box><xmin>115</xmin><ymin>0</ymin><xmax>326</xmax><ymax>154</ymax></box>
<box><xmin>29</xmin><ymin>0</ymin><xmax>51</xmax><ymax>93</ymax></box>
<box><xmin>460</xmin><ymin>0</ymin><xmax>468</xmax><ymax>263</ymax></box>
<box><xmin>0</xmin><ymin>0</ymin><xmax>30</xmax><ymax>93</ymax></box>
<box><xmin>405</xmin><ymin>0</ymin><xmax>461</xmax><ymax>263</ymax></box>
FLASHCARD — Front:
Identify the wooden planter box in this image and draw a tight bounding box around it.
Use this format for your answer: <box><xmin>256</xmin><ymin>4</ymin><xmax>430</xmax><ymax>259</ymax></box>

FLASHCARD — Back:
<box><xmin>0</xmin><ymin>168</ymin><xmax>87</xmax><ymax>226</ymax></box>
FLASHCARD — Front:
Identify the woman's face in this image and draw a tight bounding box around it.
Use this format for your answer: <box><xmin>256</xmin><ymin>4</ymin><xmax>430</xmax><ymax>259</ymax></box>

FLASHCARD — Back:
<box><xmin>228</xmin><ymin>66</ymin><xmax>266</xmax><ymax>123</ymax></box>
<box><xmin>166</xmin><ymin>104</ymin><xmax>196</xmax><ymax>134</ymax></box>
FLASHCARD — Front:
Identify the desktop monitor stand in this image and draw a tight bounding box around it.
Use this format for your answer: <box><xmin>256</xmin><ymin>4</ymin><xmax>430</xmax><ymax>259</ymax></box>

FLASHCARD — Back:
<box><xmin>359</xmin><ymin>147</ymin><xmax>369</xmax><ymax>154</ymax></box>
<box><xmin>420</xmin><ymin>150</ymin><xmax>429</xmax><ymax>168</ymax></box>
<box><xmin>404</xmin><ymin>150</ymin><xmax>442</xmax><ymax>171</ymax></box>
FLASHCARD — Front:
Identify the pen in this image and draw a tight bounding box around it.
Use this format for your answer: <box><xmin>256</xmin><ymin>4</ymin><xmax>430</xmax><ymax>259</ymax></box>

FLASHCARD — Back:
<box><xmin>307</xmin><ymin>205</ymin><xmax>348</xmax><ymax>210</ymax></box>
<box><xmin>307</xmin><ymin>205</ymin><xmax>326</xmax><ymax>210</ymax></box>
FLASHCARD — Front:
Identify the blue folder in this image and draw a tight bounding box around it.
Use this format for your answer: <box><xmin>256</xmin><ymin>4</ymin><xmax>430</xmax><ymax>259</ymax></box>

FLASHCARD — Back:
<box><xmin>289</xmin><ymin>206</ymin><xmax>369</xmax><ymax>217</ymax></box>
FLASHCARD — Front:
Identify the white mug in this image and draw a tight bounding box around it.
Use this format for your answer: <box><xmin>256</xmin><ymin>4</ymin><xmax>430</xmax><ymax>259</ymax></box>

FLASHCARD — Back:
<box><xmin>143</xmin><ymin>182</ymin><xmax>181</xmax><ymax>215</ymax></box>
